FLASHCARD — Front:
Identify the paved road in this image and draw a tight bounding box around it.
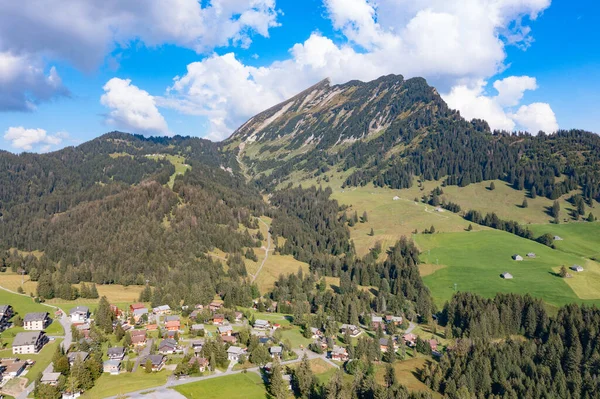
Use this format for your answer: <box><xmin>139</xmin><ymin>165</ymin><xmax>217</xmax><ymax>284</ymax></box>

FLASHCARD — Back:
<box><xmin>250</xmin><ymin>218</ymin><xmax>272</xmax><ymax>283</ymax></box>
<box><xmin>405</xmin><ymin>321</ymin><xmax>417</xmax><ymax>334</ymax></box>
<box><xmin>132</xmin><ymin>338</ymin><xmax>153</xmax><ymax>372</ymax></box>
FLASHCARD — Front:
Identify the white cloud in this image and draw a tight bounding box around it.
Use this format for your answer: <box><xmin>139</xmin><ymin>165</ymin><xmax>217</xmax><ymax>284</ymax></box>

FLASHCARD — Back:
<box><xmin>3</xmin><ymin>126</ymin><xmax>64</xmax><ymax>151</ymax></box>
<box><xmin>443</xmin><ymin>76</ymin><xmax>558</xmax><ymax>133</ymax></box>
<box><xmin>161</xmin><ymin>0</ymin><xmax>556</xmax><ymax>140</ymax></box>
<box><xmin>0</xmin><ymin>0</ymin><xmax>279</xmax><ymax>111</ymax></box>
<box><xmin>101</xmin><ymin>78</ymin><xmax>170</xmax><ymax>136</ymax></box>
<box><xmin>0</xmin><ymin>52</ymin><xmax>68</xmax><ymax>111</ymax></box>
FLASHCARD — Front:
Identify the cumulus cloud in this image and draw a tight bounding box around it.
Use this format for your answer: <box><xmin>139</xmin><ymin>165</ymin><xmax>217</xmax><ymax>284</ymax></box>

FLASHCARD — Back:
<box><xmin>0</xmin><ymin>52</ymin><xmax>68</xmax><ymax>111</ymax></box>
<box><xmin>443</xmin><ymin>76</ymin><xmax>558</xmax><ymax>133</ymax></box>
<box><xmin>101</xmin><ymin>78</ymin><xmax>170</xmax><ymax>136</ymax></box>
<box><xmin>161</xmin><ymin>0</ymin><xmax>556</xmax><ymax>140</ymax></box>
<box><xmin>3</xmin><ymin>126</ymin><xmax>64</xmax><ymax>151</ymax></box>
<box><xmin>0</xmin><ymin>0</ymin><xmax>280</xmax><ymax>111</ymax></box>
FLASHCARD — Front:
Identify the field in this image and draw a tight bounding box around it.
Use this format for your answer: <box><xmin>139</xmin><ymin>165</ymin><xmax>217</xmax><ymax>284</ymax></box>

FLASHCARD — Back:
<box><xmin>81</xmin><ymin>369</ymin><xmax>169</xmax><ymax>398</ymax></box>
<box><xmin>174</xmin><ymin>372</ymin><xmax>268</xmax><ymax>399</ymax></box>
<box><xmin>147</xmin><ymin>154</ymin><xmax>191</xmax><ymax>188</ymax></box>
<box><xmin>0</xmin><ymin>287</ymin><xmax>64</xmax><ymax>337</ymax></box>
<box><xmin>287</xmin><ymin>358</ymin><xmax>336</xmax><ymax>384</ymax></box>
<box><xmin>374</xmin><ymin>358</ymin><xmax>440</xmax><ymax>398</ymax></box>
<box><xmin>529</xmin><ymin>222</ymin><xmax>600</xmax><ymax>259</ymax></box>
<box><xmin>23</xmin><ymin>338</ymin><xmax>63</xmax><ymax>383</ymax></box>
<box><xmin>416</xmin><ymin>230</ymin><xmax>600</xmax><ymax>308</ymax></box>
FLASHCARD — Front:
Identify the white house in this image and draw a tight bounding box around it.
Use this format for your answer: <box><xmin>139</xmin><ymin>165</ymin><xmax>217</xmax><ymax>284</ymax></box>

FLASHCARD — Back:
<box><xmin>570</xmin><ymin>265</ymin><xmax>584</xmax><ymax>272</ymax></box>
<box><xmin>501</xmin><ymin>272</ymin><xmax>513</xmax><ymax>279</ymax></box>
<box><xmin>23</xmin><ymin>312</ymin><xmax>50</xmax><ymax>330</ymax></box>
<box><xmin>12</xmin><ymin>331</ymin><xmax>48</xmax><ymax>354</ymax></box>
<box><xmin>227</xmin><ymin>346</ymin><xmax>245</xmax><ymax>362</ymax></box>
<box><xmin>69</xmin><ymin>306</ymin><xmax>90</xmax><ymax>323</ymax></box>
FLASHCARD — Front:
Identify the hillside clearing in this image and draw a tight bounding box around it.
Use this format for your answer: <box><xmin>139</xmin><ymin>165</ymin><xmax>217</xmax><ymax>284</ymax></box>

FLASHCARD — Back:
<box><xmin>174</xmin><ymin>372</ymin><xmax>267</xmax><ymax>399</ymax></box>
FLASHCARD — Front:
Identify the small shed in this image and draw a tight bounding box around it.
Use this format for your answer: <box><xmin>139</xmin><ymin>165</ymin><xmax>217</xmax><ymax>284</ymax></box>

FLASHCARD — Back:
<box><xmin>527</xmin><ymin>253</ymin><xmax>536</xmax><ymax>258</ymax></box>
<box><xmin>393</xmin><ymin>196</ymin><xmax>400</xmax><ymax>201</ymax></box>
<box><xmin>570</xmin><ymin>265</ymin><xmax>584</xmax><ymax>272</ymax></box>
<box><xmin>512</xmin><ymin>254</ymin><xmax>524</xmax><ymax>261</ymax></box>
<box><xmin>554</xmin><ymin>236</ymin><xmax>563</xmax><ymax>241</ymax></box>
<box><xmin>501</xmin><ymin>272</ymin><xmax>513</xmax><ymax>279</ymax></box>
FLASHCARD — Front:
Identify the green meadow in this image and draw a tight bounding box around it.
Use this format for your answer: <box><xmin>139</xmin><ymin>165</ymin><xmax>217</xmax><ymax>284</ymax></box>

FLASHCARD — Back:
<box><xmin>529</xmin><ymin>222</ymin><xmax>600</xmax><ymax>259</ymax></box>
<box><xmin>174</xmin><ymin>372</ymin><xmax>267</xmax><ymax>399</ymax></box>
<box><xmin>416</xmin><ymin>230</ymin><xmax>600</xmax><ymax>308</ymax></box>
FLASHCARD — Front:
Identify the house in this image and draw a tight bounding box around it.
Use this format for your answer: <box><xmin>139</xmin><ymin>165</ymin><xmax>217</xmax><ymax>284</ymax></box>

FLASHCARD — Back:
<box><xmin>209</xmin><ymin>301</ymin><xmax>223</xmax><ymax>312</ymax></box>
<box><xmin>222</xmin><ymin>335</ymin><xmax>237</xmax><ymax>344</ymax></box>
<box><xmin>40</xmin><ymin>372</ymin><xmax>62</xmax><ymax>386</ymax></box>
<box><xmin>253</xmin><ymin>319</ymin><xmax>270</xmax><ymax>330</ymax></box>
<box><xmin>218</xmin><ymin>325</ymin><xmax>233</xmax><ymax>336</ymax></box>
<box><xmin>227</xmin><ymin>346</ymin><xmax>245</xmax><ymax>362</ymax></box>
<box><xmin>103</xmin><ymin>359</ymin><xmax>121</xmax><ymax>375</ymax></box>
<box><xmin>191</xmin><ymin>324</ymin><xmax>205</xmax><ymax>332</ymax></box>
<box><xmin>130</xmin><ymin>330</ymin><xmax>147</xmax><ymax>346</ymax></box>
<box><xmin>69</xmin><ymin>306</ymin><xmax>90</xmax><ymax>323</ymax></box>
<box><xmin>158</xmin><ymin>339</ymin><xmax>178</xmax><ymax>354</ymax></box>
<box><xmin>272</xmin><ymin>323</ymin><xmax>281</xmax><ymax>330</ymax></box>
<box><xmin>269</xmin><ymin>346</ymin><xmax>283</xmax><ymax>359</ymax></box>
<box><xmin>132</xmin><ymin>307</ymin><xmax>149</xmax><ymax>322</ymax></box>
<box><xmin>527</xmin><ymin>253</ymin><xmax>536</xmax><ymax>258</ymax></box>
<box><xmin>3</xmin><ymin>360</ymin><xmax>26</xmax><ymax>379</ymax></box>
<box><xmin>330</xmin><ymin>345</ymin><xmax>349</xmax><ymax>362</ymax></box>
<box><xmin>189</xmin><ymin>310</ymin><xmax>200</xmax><ymax>320</ymax></box>
<box><xmin>213</xmin><ymin>314</ymin><xmax>225</xmax><ymax>325</ymax></box>
<box><xmin>554</xmin><ymin>236</ymin><xmax>563</xmax><ymax>241</ymax></box>
<box><xmin>144</xmin><ymin>355</ymin><xmax>166</xmax><ymax>372</ymax></box>
<box><xmin>310</xmin><ymin>327</ymin><xmax>323</xmax><ymax>339</ymax></box>
<box><xmin>235</xmin><ymin>311</ymin><xmax>243</xmax><ymax>322</ymax></box>
<box><xmin>0</xmin><ymin>305</ymin><xmax>13</xmax><ymax>321</ymax></box>
<box><xmin>385</xmin><ymin>315</ymin><xmax>403</xmax><ymax>325</ymax></box>
<box><xmin>512</xmin><ymin>254</ymin><xmax>524</xmax><ymax>261</ymax></box>
<box><xmin>130</xmin><ymin>303</ymin><xmax>146</xmax><ymax>313</ymax></box>
<box><xmin>107</xmin><ymin>347</ymin><xmax>126</xmax><ymax>361</ymax></box>
<box><xmin>501</xmin><ymin>272</ymin><xmax>513</xmax><ymax>279</ymax></box>
<box><xmin>191</xmin><ymin>341</ymin><xmax>204</xmax><ymax>353</ymax></box>
<box><xmin>379</xmin><ymin>338</ymin><xmax>396</xmax><ymax>352</ymax></box>
<box><xmin>67</xmin><ymin>352</ymin><xmax>89</xmax><ymax>366</ymax></box>
<box><xmin>165</xmin><ymin>320</ymin><xmax>181</xmax><ymax>332</ymax></box>
<box><xmin>146</xmin><ymin>324</ymin><xmax>158</xmax><ymax>331</ymax></box>
<box><xmin>153</xmin><ymin>305</ymin><xmax>171</xmax><ymax>315</ymax></box>
<box><xmin>23</xmin><ymin>312</ymin><xmax>50</xmax><ymax>330</ymax></box>
<box><xmin>165</xmin><ymin>315</ymin><xmax>180</xmax><ymax>322</ymax></box>
<box><xmin>109</xmin><ymin>304</ymin><xmax>122</xmax><ymax>317</ymax></box>
<box><xmin>188</xmin><ymin>356</ymin><xmax>209</xmax><ymax>372</ymax></box>
<box><xmin>12</xmin><ymin>331</ymin><xmax>48</xmax><ymax>354</ymax></box>
<box><xmin>340</xmin><ymin>324</ymin><xmax>361</xmax><ymax>338</ymax></box>
<box><xmin>571</xmin><ymin>265</ymin><xmax>584</xmax><ymax>272</ymax></box>
<box><xmin>267</xmin><ymin>302</ymin><xmax>278</xmax><ymax>312</ymax></box>
<box><xmin>371</xmin><ymin>315</ymin><xmax>383</xmax><ymax>330</ymax></box>
<box><xmin>403</xmin><ymin>333</ymin><xmax>417</xmax><ymax>347</ymax></box>
<box><xmin>428</xmin><ymin>339</ymin><xmax>438</xmax><ymax>351</ymax></box>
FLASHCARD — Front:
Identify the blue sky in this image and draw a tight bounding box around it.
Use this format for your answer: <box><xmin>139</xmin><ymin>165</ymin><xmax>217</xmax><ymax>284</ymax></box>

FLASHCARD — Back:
<box><xmin>0</xmin><ymin>0</ymin><xmax>598</xmax><ymax>152</ymax></box>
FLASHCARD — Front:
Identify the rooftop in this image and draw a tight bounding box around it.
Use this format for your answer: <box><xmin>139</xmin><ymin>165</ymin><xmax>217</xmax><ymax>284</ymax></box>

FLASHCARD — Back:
<box><xmin>24</xmin><ymin>312</ymin><xmax>48</xmax><ymax>322</ymax></box>
<box><xmin>13</xmin><ymin>331</ymin><xmax>44</xmax><ymax>347</ymax></box>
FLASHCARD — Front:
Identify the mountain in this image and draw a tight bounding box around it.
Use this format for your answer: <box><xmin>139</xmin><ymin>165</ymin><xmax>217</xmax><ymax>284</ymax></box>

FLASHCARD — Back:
<box><xmin>228</xmin><ymin>74</ymin><xmax>600</xmax><ymax>203</ymax></box>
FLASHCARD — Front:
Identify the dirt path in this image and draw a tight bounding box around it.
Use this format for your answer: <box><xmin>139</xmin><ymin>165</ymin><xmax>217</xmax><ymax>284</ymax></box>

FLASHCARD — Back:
<box><xmin>250</xmin><ymin>218</ymin><xmax>272</xmax><ymax>283</ymax></box>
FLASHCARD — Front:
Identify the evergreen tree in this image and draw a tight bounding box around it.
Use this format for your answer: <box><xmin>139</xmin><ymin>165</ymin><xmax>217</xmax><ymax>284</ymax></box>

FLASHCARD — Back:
<box><xmin>269</xmin><ymin>358</ymin><xmax>288</xmax><ymax>399</ymax></box>
<box><xmin>489</xmin><ymin>182</ymin><xmax>496</xmax><ymax>191</ymax></box>
<box><xmin>522</xmin><ymin>198</ymin><xmax>528</xmax><ymax>208</ymax></box>
<box><xmin>361</xmin><ymin>211</ymin><xmax>368</xmax><ymax>223</ymax></box>
<box><xmin>587</xmin><ymin>212</ymin><xmax>596</xmax><ymax>222</ymax></box>
<box><xmin>559</xmin><ymin>265</ymin><xmax>568</xmax><ymax>278</ymax></box>
<box><xmin>89</xmin><ymin>283</ymin><xmax>99</xmax><ymax>299</ymax></box>
<box><xmin>551</xmin><ymin>200</ymin><xmax>560</xmax><ymax>218</ymax></box>
<box><xmin>293</xmin><ymin>354</ymin><xmax>315</xmax><ymax>398</ymax></box>
<box><xmin>369</xmin><ymin>227</ymin><xmax>374</xmax><ymax>236</ymax></box>
<box><xmin>95</xmin><ymin>296</ymin><xmax>114</xmax><ymax>333</ymax></box>
<box><xmin>384</xmin><ymin>363</ymin><xmax>397</xmax><ymax>387</ymax></box>
<box><xmin>145</xmin><ymin>358</ymin><xmax>153</xmax><ymax>373</ymax></box>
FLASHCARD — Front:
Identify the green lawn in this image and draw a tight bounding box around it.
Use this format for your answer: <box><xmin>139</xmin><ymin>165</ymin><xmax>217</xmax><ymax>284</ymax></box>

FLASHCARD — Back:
<box><xmin>416</xmin><ymin>230</ymin><xmax>600</xmax><ymax>308</ymax></box>
<box><xmin>81</xmin><ymin>369</ymin><xmax>169</xmax><ymax>398</ymax></box>
<box><xmin>23</xmin><ymin>338</ymin><xmax>63</xmax><ymax>383</ymax></box>
<box><xmin>529</xmin><ymin>222</ymin><xmax>600</xmax><ymax>260</ymax></box>
<box><xmin>174</xmin><ymin>372</ymin><xmax>268</xmax><ymax>399</ymax></box>
<box><xmin>0</xmin><ymin>288</ymin><xmax>64</xmax><ymax>337</ymax></box>
<box><xmin>279</xmin><ymin>327</ymin><xmax>313</xmax><ymax>349</ymax></box>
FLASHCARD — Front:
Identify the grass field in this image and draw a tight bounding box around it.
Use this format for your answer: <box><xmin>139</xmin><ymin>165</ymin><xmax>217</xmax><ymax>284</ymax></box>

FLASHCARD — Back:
<box><xmin>147</xmin><ymin>154</ymin><xmax>191</xmax><ymax>189</ymax></box>
<box><xmin>174</xmin><ymin>372</ymin><xmax>268</xmax><ymax>399</ymax></box>
<box><xmin>416</xmin><ymin>230</ymin><xmax>600</xmax><ymax>308</ymax></box>
<box><xmin>374</xmin><ymin>358</ymin><xmax>440</xmax><ymax>398</ymax></box>
<box><xmin>23</xmin><ymin>339</ymin><xmax>63</xmax><ymax>383</ymax></box>
<box><xmin>81</xmin><ymin>369</ymin><xmax>169</xmax><ymax>398</ymax></box>
<box><xmin>529</xmin><ymin>222</ymin><xmax>600</xmax><ymax>259</ymax></box>
<box><xmin>0</xmin><ymin>287</ymin><xmax>64</xmax><ymax>337</ymax></box>
<box><xmin>287</xmin><ymin>358</ymin><xmax>336</xmax><ymax>384</ymax></box>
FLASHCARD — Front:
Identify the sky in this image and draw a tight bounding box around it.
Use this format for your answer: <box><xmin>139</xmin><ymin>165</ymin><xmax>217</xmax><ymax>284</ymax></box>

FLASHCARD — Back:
<box><xmin>0</xmin><ymin>0</ymin><xmax>598</xmax><ymax>153</ymax></box>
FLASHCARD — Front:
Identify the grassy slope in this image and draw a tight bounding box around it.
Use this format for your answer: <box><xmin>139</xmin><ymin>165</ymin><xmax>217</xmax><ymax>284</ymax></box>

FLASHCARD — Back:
<box><xmin>174</xmin><ymin>372</ymin><xmax>267</xmax><ymax>399</ymax></box>
<box><xmin>0</xmin><ymin>287</ymin><xmax>64</xmax><ymax>337</ymax></box>
<box><xmin>529</xmin><ymin>222</ymin><xmax>600</xmax><ymax>259</ymax></box>
<box><xmin>374</xmin><ymin>358</ymin><xmax>440</xmax><ymax>398</ymax></box>
<box><xmin>147</xmin><ymin>154</ymin><xmax>191</xmax><ymax>189</ymax></box>
<box><xmin>81</xmin><ymin>369</ymin><xmax>169</xmax><ymax>398</ymax></box>
<box><xmin>416</xmin><ymin>230</ymin><xmax>600</xmax><ymax>308</ymax></box>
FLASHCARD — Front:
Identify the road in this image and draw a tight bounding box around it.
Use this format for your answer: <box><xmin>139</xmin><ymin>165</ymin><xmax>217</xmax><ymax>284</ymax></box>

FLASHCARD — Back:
<box><xmin>250</xmin><ymin>218</ymin><xmax>272</xmax><ymax>283</ymax></box>
<box><xmin>132</xmin><ymin>338</ymin><xmax>154</xmax><ymax>372</ymax></box>
<box><xmin>405</xmin><ymin>321</ymin><xmax>417</xmax><ymax>334</ymax></box>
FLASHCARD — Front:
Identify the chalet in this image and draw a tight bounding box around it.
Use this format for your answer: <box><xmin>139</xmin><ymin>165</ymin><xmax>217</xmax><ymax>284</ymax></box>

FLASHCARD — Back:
<box><xmin>222</xmin><ymin>335</ymin><xmax>237</xmax><ymax>344</ymax></box>
<box><xmin>235</xmin><ymin>311</ymin><xmax>243</xmax><ymax>322</ymax></box>
<box><xmin>385</xmin><ymin>315</ymin><xmax>403</xmax><ymax>325</ymax></box>
<box><xmin>0</xmin><ymin>305</ymin><xmax>13</xmax><ymax>321</ymax></box>
<box><xmin>403</xmin><ymin>333</ymin><xmax>417</xmax><ymax>347</ymax></box>
<box><xmin>153</xmin><ymin>305</ymin><xmax>171</xmax><ymax>315</ymax></box>
<box><xmin>69</xmin><ymin>306</ymin><xmax>90</xmax><ymax>323</ymax></box>
<box><xmin>213</xmin><ymin>314</ymin><xmax>225</xmax><ymax>325</ymax></box>
<box><xmin>12</xmin><ymin>331</ymin><xmax>48</xmax><ymax>354</ymax></box>
<box><xmin>527</xmin><ymin>253</ymin><xmax>536</xmax><ymax>258</ymax></box>
<box><xmin>40</xmin><ymin>372</ymin><xmax>62</xmax><ymax>386</ymax></box>
<box><xmin>2</xmin><ymin>360</ymin><xmax>26</xmax><ymax>379</ymax></box>
<box><xmin>67</xmin><ymin>352</ymin><xmax>89</xmax><ymax>366</ymax></box>
<box><xmin>254</xmin><ymin>319</ymin><xmax>270</xmax><ymax>330</ymax></box>
<box><xmin>23</xmin><ymin>312</ymin><xmax>50</xmax><ymax>330</ymax></box>
<box><xmin>165</xmin><ymin>315</ymin><xmax>180</xmax><ymax>322</ymax></box>
<box><xmin>146</xmin><ymin>324</ymin><xmax>158</xmax><ymax>331</ymax></box>
<box><xmin>158</xmin><ymin>339</ymin><xmax>178</xmax><ymax>354</ymax></box>
<box><xmin>512</xmin><ymin>254</ymin><xmax>524</xmax><ymax>261</ymax></box>
<box><xmin>269</xmin><ymin>346</ymin><xmax>283</xmax><ymax>359</ymax></box>
<box><xmin>132</xmin><ymin>307</ymin><xmax>149</xmax><ymax>322</ymax></box>
<box><xmin>428</xmin><ymin>339</ymin><xmax>438</xmax><ymax>351</ymax></box>
<box><xmin>330</xmin><ymin>345</ymin><xmax>349</xmax><ymax>362</ymax></box>
<box><xmin>188</xmin><ymin>356</ymin><xmax>209</xmax><ymax>372</ymax></box>
<box><xmin>227</xmin><ymin>346</ymin><xmax>245</xmax><ymax>362</ymax></box>
<box><xmin>107</xmin><ymin>347</ymin><xmax>126</xmax><ymax>361</ymax></box>
<box><xmin>144</xmin><ymin>354</ymin><xmax>166</xmax><ymax>372</ymax></box>
<box><xmin>209</xmin><ymin>302</ymin><xmax>223</xmax><ymax>312</ymax></box>
<box><xmin>571</xmin><ymin>265</ymin><xmax>584</xmax><ymax>272</ymax></box>
<box><xmin>103</xmin><ymin>359</ymin><xmax>121</xmax><ymax>375</ymax></box>
<box><xmin>191</xmin><ymin>324</ymin><xmax>205</xmax><ymax>332</ymax></box>
<box><xmin>310</xmin><ymin>327</ymin><xmax>323</xmax><ymax>339</ymax></box>
<box><xmin>371</xmin><ymin>315</ymin><xmax>383</xmax><ymax>330</ymax></box>
<box><xmin>130</xmin><ymin>330</ymin><xmax>147</xmax><ymax>346</ymax></box>
<box><xmin>218</xmin><ymin>325</ymin><xmax>233</xmax><ymax>336</ymax></box>
<box><xmin>165</xmin><ymin>320</ymin><xmax>181</xmax><ymax>332</ymax></box>
<box><xmin>130</xmin><ymin>303</ymin><xmax>146</xmax><ymax>313</ymax></box>
<box><xmin>340</xmin><ymin>324</ymin><xmax>361</xmax><ymax>337</ymax></box>
<box><xmin>191</xmin><ymin>341</ymin><xmax>204</xmax><ymax>353</ymax></box>
<box><xmin>554</xmin><ymin>236</ymin><xmax>563</xmax><ymax>241</ymax></box>
<box><xmin>379</xmin><ymin>338</ymin><xmax>396</xmax><ymax>352</ymax></box>
<box><xmin>189</xmin><ymin>310</ymin><xmax>200</xmax><ymax>320</ymax></box>
<box><xmin>501</xmin><ymin>272</ymin><xmax>513</xmax><ymax>279</ymax></box>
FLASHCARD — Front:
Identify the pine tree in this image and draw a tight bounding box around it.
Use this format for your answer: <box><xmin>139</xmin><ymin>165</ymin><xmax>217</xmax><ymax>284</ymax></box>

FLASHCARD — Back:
<box><xmin>269</xmin><ymin>358</ymin><xmax>288</xmax><ymax>399</ymax></box>
<box><xmin>551</xmin><ymin>200</ymin><xmax>560</xmax><ymax>218</ymax></box>
<box><xmin>559</xmin><ymin>265</ymin><xmax>568</xmax><ymax>278</ymax></box>
<box><xmin>95</xmin><ymin>296</ymin><xmax>114</xmax><ymax>333</ymax></box>
<box><xmin>89</xmin><ymin>283</ymin><xmax>99</xmax><ymax>299</ymax></box>
<box><xmin>294</xmin><ymin>354</ymin><xmax>314</xmax><ymax>398</ymax></box>
<box><xmin>467</xmin><ymin>224</ymin><xmax>473</xmax><ymax>231</ymax></box>
<box><xmin>326</xmin><ymin>369</ymin><xmax>345</xmax><ymax>399</ymax></box>
<box><xmin>362</xmin><ymin>211</ymin><xmax>368</xmax><ymax>223</ymax></box>
<box><xmin>384</xmin><ymin>363</ymin><xmax>397</xmax><ymax>387</ymax></box>
<box><xmin>522</xmin><ymin>198</ymin><xmax>528</xmax><ymax>208</ymax></box>
<box><xmin>587</xmin><ymin>212</ymin><xmax>596</xmax><ymax>222</ymax></box>
<box><xmin>145</xmin><ymin>358</ymin><xmax>153</xmax><ymax>373</ymax></box>
<box><xmin>369</xmin><ymin>227</ymin><xmax>374</xmax><ymax>236</ymax></box>
<box><xmin>489</xmin><ymin>182</ymin><xmax>496</xmax><ymax>191</ymax></box>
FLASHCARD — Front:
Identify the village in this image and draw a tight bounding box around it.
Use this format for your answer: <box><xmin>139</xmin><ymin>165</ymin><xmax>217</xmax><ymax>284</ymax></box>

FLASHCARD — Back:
<box><xmin>0</xmin><ymin>293</ymin><xmax>445</xmax><ymax>399</ymax></box>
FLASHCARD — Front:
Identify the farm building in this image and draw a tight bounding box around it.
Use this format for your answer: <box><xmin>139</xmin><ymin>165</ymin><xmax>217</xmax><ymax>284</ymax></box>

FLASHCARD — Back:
<box><xmin>512</xmin><ymin>255</ymin><xmax>524</xmax><ymax>261</ymax></box>
<box><xmin>554</xmin><ymin>236</ymin><xmax>563</xmax><ymax>241</ymax></box>
<box><xmin>393</xmin><ymin>196</ymin><xmax>400</xmax><ymax>201</ymax></box>
<box><xmin>570</xmin><ymin>265</ymin><xmax>584</xmax><ymax>272</ymax></box>
<box><xmin>527</xmin><ymin>253</ymin><xmax>536</xmax><ymax>258</ymax></box>
<box><xmin>501</xmin><ymin>272</ymin><xmax>513</xmax><ymax>279</ymax></box>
